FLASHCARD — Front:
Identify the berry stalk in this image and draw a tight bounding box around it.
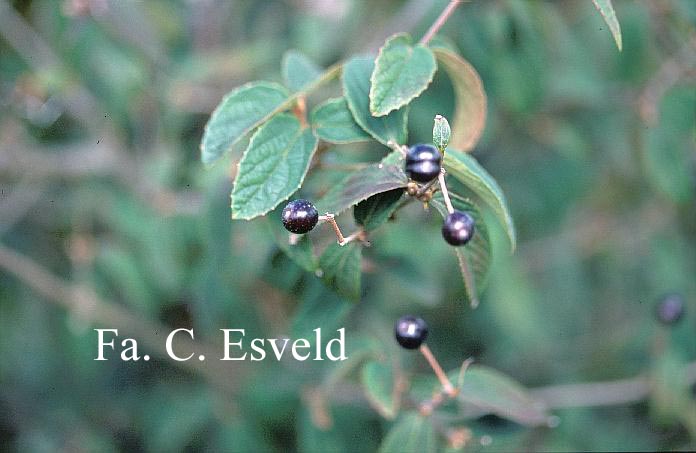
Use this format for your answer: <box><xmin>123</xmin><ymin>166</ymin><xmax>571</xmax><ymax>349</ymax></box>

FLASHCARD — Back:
<box><xmin>419</xmin><ymin>344</ymin><xmax>457</xmax><ymax>397</ymax></box>
<box><xmin>438</xmin><ymin>169</ymin><xmax>455</xmax><ymax>214</ymax></box>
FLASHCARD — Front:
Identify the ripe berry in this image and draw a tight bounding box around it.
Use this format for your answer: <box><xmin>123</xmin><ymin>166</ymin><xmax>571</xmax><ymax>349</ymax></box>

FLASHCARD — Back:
<box><xmin>655</xmin><ymin>293</ymin><xmax>685</xmax><ymax>325</ymax></box>
<box><xmin>442</xmin><ymin>210</ymin><xmax>475</xmax><ymax>246</ymax></box>
<box><xmin>282</xmin><ymin>199</ymin><xmax>319</xmax><ymax>234</ymax></box>
<box><xmin>395</xmin><ymin>315</ymin><xmax>428</xmax><ymax>349</ymax></box>
<box><xmin>405</xmin><ymin>144</ymin><xmax>442</xmax><ymax>183</ymax></box>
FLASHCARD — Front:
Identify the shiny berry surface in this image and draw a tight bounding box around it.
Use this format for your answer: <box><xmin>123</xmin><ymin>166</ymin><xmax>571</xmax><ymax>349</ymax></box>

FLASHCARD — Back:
<box><xmin>405</xmin><ymin>144</ymin><xmax>442</xmax><ymax>183</ymax></box>
<box><xmin>395</xmin><ymin>315</ymin><xmax>429</xmax><ymax>349</ymax></box>
<box><xmin>442</xmin><ymin>210</ymin><xmax>475</xmax><ymax>246</ymax></box>
<box><xmin>655</xmin><ymin>293</ymin><xmax>685</xmax><ymax>326</ymax></box>
<box><xmin>281</xmin><ymin>199</ymin><xmax>319</xmax><ymax>234</ymax></box>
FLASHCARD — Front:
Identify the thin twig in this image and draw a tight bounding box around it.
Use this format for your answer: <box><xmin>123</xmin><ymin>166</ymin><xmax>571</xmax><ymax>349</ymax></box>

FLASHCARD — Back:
<box><xmin>438</xmin><ymin>169</ymin><xmax>455</xmax><ymax>214</ymax></box>
<box><xmin>419</xmin><ymin>0</ymin><xmax>462</xmax><ymax>46</ymax></box>
<box><xmin>420</xmin><ymin>344</ymin><xmax>457</xmax><ymax>397</ymax></box>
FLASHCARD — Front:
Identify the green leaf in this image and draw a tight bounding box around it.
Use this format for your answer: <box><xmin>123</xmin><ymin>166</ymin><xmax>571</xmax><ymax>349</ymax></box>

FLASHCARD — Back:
<box><xmin>201</xmin><ymin>81</ymin><xmax>289</xmax><ymax>165</ymax></box>
<box><xmin>369</xmin><ymin>33</ymin><xmax>437</xmax><ymax>117</ymax></box>
<box><xmin>444</xmin><ymin>149</ymin><xmax>516</xmax><ymax>251</ymax></box>
<box><xmin>343</xmin><ymin>56</ymin><xmax>409</xmax><ymax>146</ymax></box>
<box><xmin>431</xmin><ymin>194</ymin><xmax>491</xmax><ymax>307</ymax></box>
<box><xmin>591</xmin><ymin>0</ymin><xmax>623</xmax><ymax>51</ymax></box>
<box><xmin>316</xmin><ymin>163</ymin><xmax>408</xmax><ymax>215</ymax></box>
<box><xmin>432</xmin><ymin>114</ymin><xmax>451</xmax><ymax>152</ymax></box>
<box><xmin>265</xmin><ymin>216</ymin><xmax>318</xmax><ymax>273</ymax></box>
<box><xmin>361</xmin><ymin>360</ymin><xmax>400</xmax><ymax>419</ymax></box>
<box><xmin>378</xmin><ymin>412</ymin><xmax>437</xmax><ymax>453</ymax></box>
<box><xmin>231</xmin><ymin>114</ymin><xmax>318</xmax><ymax>220</ymax></box>
<box><xmin>353</xmin><ymin>189</ymin><xmax>403</xmax><ymax>231</ymax></box>
<box><xmin>431</xmin><ymin>48</ymin><xmax>487</xmax><ymax>152</ymax></box>
<box><xmin>455</xmin><ymin>365</ymin><xmax>549</xmax><ymax>427</ymax></box>
<box><xmin>310</xmin><ymin>97</ymin><xmax>371</xmax><ymax>144</ymax></box>
<box><xmin>319</xmin><ymin>242</ymin><xmax>362</xmax><ymax>302</ymax></box>
<box><xmin>282</xmin><ymin>49</ymin><xmax>323</xmax><ymax>92</ymax></box>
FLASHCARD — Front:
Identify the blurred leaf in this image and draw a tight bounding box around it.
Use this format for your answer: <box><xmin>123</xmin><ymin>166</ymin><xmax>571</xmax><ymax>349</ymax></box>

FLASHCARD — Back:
<box><xmin>378</xmin><ymin>412</ymin><xmax>438</xmax><ymax>453</ymax></box>
<box><xmin>310</xmin><ymin>97</ymin><xmax>371</xmax><ymax>144</ymax></box>
<box><xmin>369</xmin><ymin>33</ymin><xmax>437</xmax><ymax>117</ymax></box>
<box><xmin>444</xmin><ymin>149</ymin><xmax>516</xmax><ymax>251</ymax></box>
<box><xmin>431</xmin><ymin>47</ymin><xmax>486</xmax><ymax>152</ymax></box>
<box><xmin>282</xmin><ymin>49</ymin><xmax>323</xmax><ymax>91</ymax></box>
<box><xmin>361</xmin><ymin>360</ymin><xmax>400</xmax><ymax>419</ymax></box>
<box><xmin>343</xmin><ymin>56</ymin><xmax>409</xmax><ymax>146</ymax></box>
<box><xmin>231</xmin><ymin>114</ymin><xmax>318</xmax><ymax>219</ymax></box>
<box><xmin>266</xmin><ymin>216</ymin><xmax>318</xmax><ymax>273</ymax></box>
<box><xmin>319</xmin><ymin>242</ymin><xmax>362</xmax><ymax>301</ymax></box>
<box><xmin>592</xmin><ymin>0</ymin><xmax>623</xmax><ymax>51</ymax></box>
<box><xmin>316</xmin><ymin>163</ymin><xmax>408</xmax><ymax>215</ymax></box>
<box><xmin>201</xmin><ymin>81</ymin><xmax>289</xmax><ymax>165</ymax></box>
<box><xmin>353</xmin><ymin>189</ymin><xmax>403</xmax><ymax>231</ymax></box>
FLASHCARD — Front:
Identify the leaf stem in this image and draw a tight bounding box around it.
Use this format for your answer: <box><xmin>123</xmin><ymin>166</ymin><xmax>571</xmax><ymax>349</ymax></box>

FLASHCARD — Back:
<box><xmin>438</xmin><ymin>169</ymin><xmax>455</xmax><ymax>214</ymax></box>
<box><xmin>419</xmin><ymin>0</ymin><xmax>463</xmax><ymax>46</ymax></box>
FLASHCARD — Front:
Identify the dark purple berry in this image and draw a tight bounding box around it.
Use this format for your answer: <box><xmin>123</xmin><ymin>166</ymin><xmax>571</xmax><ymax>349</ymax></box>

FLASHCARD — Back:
<box><xmin>442</xmin><ymin>210</ymin><xmax>475</xmax><ymax>246</ymax></box>
<box><xmin>395</xmin><ymin>315</ymin><xmax>428</xmax><ymax>350</ymax></box>
<box><xmin>405</xmin><ymin>144</ymin><xmax>442</xmax><ymax>183</ymax></box>
<box><xmin>655</xmin><ymin>293</ymin><xmax>685</xmax><ymax>325</ymax></box>
<box><xmin>282</xmin><ymin>199</ymin><xmax>318</xmax><ymax>234</ymax></box>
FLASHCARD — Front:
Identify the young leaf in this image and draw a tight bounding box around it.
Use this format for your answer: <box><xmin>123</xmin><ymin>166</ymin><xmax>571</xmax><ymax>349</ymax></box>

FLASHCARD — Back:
<box><xmin>282</xmin><ymin>49</ymin><xmax>323</xmax><ymax>92</ymax></box>
<box><xmin>591</xmin><ymin>0</ymin><xmax>623</xmax><ymax>51</ymax></box>
<box><xmin>201</xmin><ymin>82</ymin><xmax>289</xmax><ymax>166</ymax></box>
<box><xmin>310</xmin><ymin>97</ymin><xmax>371</xmax><ymax>144</ymax></box>
<box><xmin>319</xmin><ymin>242</ymin><xmax>362</xmax><ymax>302</ymax></box>
<box><xmin>353</xmin><ymin>189</ymin><xmax>403</xmax><ymax>231</ymax></box>
<box><xmin>343</xmin><ymin>56</ymin><xmax>409</xmax><ymax>146</ymax></box>
<box><xmin>455</xmin><ymin>365</ymin><xmax>550</xmax><ymax>427</ymax></box>
<box><xmin>361</xmin><ymin>360</ymin><xmax>400</xmax><ymax>419</ymax></box>
<box><xmin>316</xmin><ymin>163</ymin><xmax>408</xmax><ymax>215</ymax></box>
<box><xmin>443</xmin><ymin>149</ymin><xmax>516</xmax><ymax>251</ymax></box>
<box><xmin>378</xmin><ymin>412</ymin><xmax>437</xmax><ymax>453</ymax></box>
<box><xmin>432</xmin><ymin>114</ymin><xmax>451</xmax><ymax>152</ymax></box>
<box><xmin>431</xmin><ymin>48</ymin><xmax>486</xmax><ymax>152</ymax></box>
<box><xmin>231</xmin><ymin>114</ymin><xmax>318</xmax><ymax>220</ymax></box>
<box><xmin>369</xmin><ymin>33</ymin><xmax>437</xmax><ymax>117</ymax></box>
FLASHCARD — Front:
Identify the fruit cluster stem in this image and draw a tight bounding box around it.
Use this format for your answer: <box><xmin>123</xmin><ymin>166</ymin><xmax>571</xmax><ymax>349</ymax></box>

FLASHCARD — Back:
<box><xmin>319</xmin><ymin>214</ymin><xmax>346</xmax><ymax>245</ymax></box>
<box><xmin>420</xmin><ymin>344</ymin><xmax>456</xmax><ymax>397</ymax></box>
<box><xmin>438</xmin><ymin>169</ymin><xmax>455</xmax><ymax>214</ymax></box>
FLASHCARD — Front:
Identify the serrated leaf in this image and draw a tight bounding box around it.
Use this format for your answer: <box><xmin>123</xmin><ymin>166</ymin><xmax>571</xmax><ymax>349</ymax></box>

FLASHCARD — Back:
<box><xmin>361</xmin><ymin>360</ymin><xmax>399</xmax><ymax>419</ymax></box>
<box><xmin>201</xmin><ymin>81</ymin><xmax>289</xmax><ymax>165</ymax></box>
<box><xmin>431</xmin><ymin>194</ymin><xmax>490</xmax><ymax>307</ymax></box>
<box><xmin>343</xmin><ymin>56</ymin><xmax>409</xmax><ymax>146</ymax></box>
<box><xmin>444</xmin><ymin>149</ymin><xmax>516</xmax><ymax>251</ymax></box>
<box><xmin>369</xmin><ymin>33</ymin><xmax>436</xmax><ymax>117</ymax></box>
<box><xmin>282</xmin><ymin>50</ymin><xmax>323</xmax><ymax>92</ymax></box>
<box><xmin>353</xmin><ymin>189</ymin><xmax>403</xmax><ymax>231</ymax></box>
<box><xmin>319</xmin><ymin>242</ymin><xmax>362</xmax><ymax>302</ymax></box>
<box><xmin>455</xmin><ymin>365</ymin><xmax>549</xmax><ymax>427</ymax></box>
<box><xmin>231</xmin><ymin>114</ymin><xmax>318</xmax><ymax>220</ymax></box>
<box><xmin>265</xmin><ymin>216</ymin><xmax>318</xmax><ymax>273</ymax></box>
<box><xmin>431</xmin><ymin>48</ymin><xmax>486</xmax><ymax>152</ymax></box>
<box><xmin>310</xmin><ymin>97</ymin><xmax>371</xmax><ymax>144</ymax></box>
<box><xmin>592</xmin><ymin>0</ymin><xmax>623</xmax><ymax>51</ymax></box>
<box><xmin>316</xmin><ymin>163</ymin><xmax>408</xmax><ymax>215</ymax></box>
<box><xmin>378</xmin><ymin>412</ymin><xmax>437</xmax><ymax>453</ymax></box>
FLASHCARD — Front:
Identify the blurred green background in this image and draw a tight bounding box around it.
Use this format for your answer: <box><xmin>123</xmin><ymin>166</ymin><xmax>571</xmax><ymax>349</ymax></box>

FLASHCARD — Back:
<box><xmin>1</xmin><ymin>0</ymin><xmax>695</xmax><ymax>451</ymax></box>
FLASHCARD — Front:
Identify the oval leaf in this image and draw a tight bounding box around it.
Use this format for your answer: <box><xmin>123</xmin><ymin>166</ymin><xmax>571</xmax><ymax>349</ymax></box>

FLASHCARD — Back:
<box><xmin>378</xmin><ymin>412</ymin><xmax>437</xmax><ymax>453</ymax></box>
<box><xmin>316</xmin><ymin>163</ymin><xmax>408</xmax><ymax>215</ymax></box>
<box><xmin>432</xmin><ymin>48</ymin><xmax>486</xmax><ymax>152</ymax></box>
<box><xmin>310</xmin><ymin>97</ymin><xmax>371</xmax><ymax>144</ymax></box>
<box><xmin>319</xmin><ymin>242</ymin><xmax>362</xmax><ymax>302</ymax></box>
<box><xmin>231</xmin><ymin>114</ymin><xmax>318</xmax><ymax>220</ymax></box>
<box><xmin>343</xmin><ymin>56</ymin><xmax>409</xmax><ymax>146</ymax></box>
<box><xmin>592</xmin><ymin>0</ymin><xmax>623</xmax><ymax>51</ymax></box>
<box><xmin>201</xmin><ymin>81</ymin><xmax>289</xmax><ymax>166</ymax></box>
<box><xmin>443</xmin><ymin>149</ymin><xmax>516</xmax><ymax>251</ymax></box>
<box><xmin>282</xmin><ymin>49</ymin><xmax>323</xmax><ymax>92</ymax></box>
<box><xmin>369</xmin><ymin>33</ymin><xmax>437</xmax><ymax>117</ymax></box>
<box><xmin>361</xmin><ymin>360</ymin><xmax>400</xmax><ymax>419</ymax></box>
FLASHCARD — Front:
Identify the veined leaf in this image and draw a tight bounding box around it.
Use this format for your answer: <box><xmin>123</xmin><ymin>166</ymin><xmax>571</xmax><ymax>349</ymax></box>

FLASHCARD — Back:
<box><xmin>432</xmin><ymin>48</ymin><xmax>486</xmax><ymax>152</ymax></box>
<box><xmin>282</xmin><ymin>49</ymin><xmax>323</xmax><ymax>92</ymax></box>
<box><xmin>444</xmin><ymin>149</ymin><xmax>516</xmax><ymax>251</ymax></box>
<box><xmin>316</xmin><ymin>163</ymin><xmax>408</xmax><ymax>215</ymax></box>
<box><xmin>310</xmin><ymin>97</ymin><xmax>371</xmax><ymax>144</ymax></box>
<box><xmin>361</xmin><ymin>360</ymin><xmax>400</xmax><ymax>419</ymax></box>
<box><xmin>378</xmin><ymin>412</ymin><xmax>437</xmax><ymax>453</ymax></box>
<box><xmin>319</xmin><ymin>242</ymin><xmax>362</xmax><ymax>302</ymax></box>
<box><xmin>432</xmin><ymin>115</ymin><xmax>451</xmax><ymax>152</ymax></box>
<box><xmin>231</xmin><ymin>114</ymin><xmax>318</xmax><ymax>220</ymax></box>
<box><xmin>369</xmin><ymin>33</ymin><xmax>436</xmax><ymax>117</ymax></box>
<box><xmin>591</xmin><ymin>0</ymin><xmax>623</xmax><ymax>51</ymax></box>
<box><xmin>343</xmin><ymin>56</ymin><xmax>409</xmax><ymax>146</ymax></box>
<box><xmin>201</xmin><ymin>81</ymin><xmax>289</xmax><ymax>165</ymax></box>
<box><xmin>353</xmin><ymin>189</ymin><xmax>403</xmax><ymax>231</ymax></box>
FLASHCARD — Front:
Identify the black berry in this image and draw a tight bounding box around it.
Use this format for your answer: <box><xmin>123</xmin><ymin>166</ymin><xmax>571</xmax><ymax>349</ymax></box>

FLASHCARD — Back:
<box><xmin>395</xmin><ymin>315</ymin><xmax>428</xmax><ymax>349</ymax></box>
<box><xmin>655</xmin><ymin>293</ymin><xmax>685</xmax><ymax>325</ymax></box>
<box><xmin>442</xmin><ymin>210</ymin><xmax>475</xmax><ymax>246</ymax></box>
<box><xmin>282</xmin><ymin>199</ymin><xmax>319</xmax><ymax>234</ymax></box>
<box><xmin>405</xmin><ymin>144</ymin><xmax>442</xmax><ymax>183</ymax></box>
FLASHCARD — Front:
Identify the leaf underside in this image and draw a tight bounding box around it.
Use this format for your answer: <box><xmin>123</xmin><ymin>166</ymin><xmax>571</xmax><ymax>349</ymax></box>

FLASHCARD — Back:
<box><xmin>592</xmin><ymin>0</ymin><xmax>623</xmax><ymax>51</ymax></box>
